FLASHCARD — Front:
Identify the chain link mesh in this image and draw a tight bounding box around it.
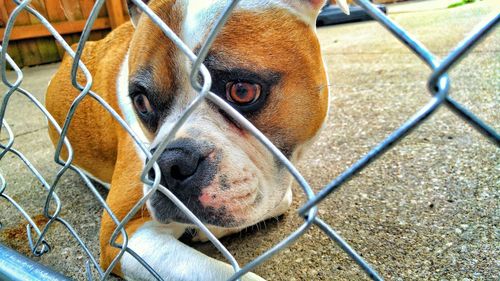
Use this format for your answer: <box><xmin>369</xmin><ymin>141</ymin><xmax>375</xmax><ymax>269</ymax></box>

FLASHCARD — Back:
<box><xmin>0</xmin><ymin>0</ymin><xmax>498</xmax><ymax>280</ymax></box>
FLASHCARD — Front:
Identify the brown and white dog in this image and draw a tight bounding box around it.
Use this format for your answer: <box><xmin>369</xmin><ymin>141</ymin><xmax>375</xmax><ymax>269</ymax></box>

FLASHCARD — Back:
<box><xmin>45</xmin><ymin>0</ymin><xmax>348</xmax><ymax>280</ymax></box>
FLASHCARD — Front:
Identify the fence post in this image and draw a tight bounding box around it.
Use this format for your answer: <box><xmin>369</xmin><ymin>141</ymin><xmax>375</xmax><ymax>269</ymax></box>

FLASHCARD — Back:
<box><xmin>0</xmin><ymin>243</ymin><xmax>71</xmax><ymax>281</ymax></box>
<box><xmin>106</xmin><ymin>0</ymin><xmax>126</xmax><ymax>29</ymax></box>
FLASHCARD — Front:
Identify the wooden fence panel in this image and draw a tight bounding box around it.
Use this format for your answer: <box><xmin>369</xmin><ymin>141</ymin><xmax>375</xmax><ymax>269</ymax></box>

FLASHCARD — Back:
<box><xmin>3</xmin><ymin>0</ymin><xmax>43</xmax><ymax>66</ymax></box>
<box><xmin>45</xmin><ymin>0</ymin><xmax>73</xmax><ymax>58</ymax></box>
<box><xmin>59</xmin><ymin>0</ymin><xmax>84</xmax><ymax>21</ymax></box>
<box><xmin>0</xmin><ymin>0</ymin><xmax>128</xmax><ymax>67</ymax></box>
<box><xmin>106</xmin><ymin>0</ymin><xmax>125</xmax><ymax>28</ymax></box>
<box><xmin>29</xmin><ymin>0</ymin><xmax>60</xmax><ymax>64</ymax></box>
<box><xmin>0</xmin><ymin>0</ymin><xmax>21</xmax><ymax>65</ymax></box>
<box><xmin>79</xmin><ymin>0</ymin><xmax>95</xmax><ymax>19</ymax></box>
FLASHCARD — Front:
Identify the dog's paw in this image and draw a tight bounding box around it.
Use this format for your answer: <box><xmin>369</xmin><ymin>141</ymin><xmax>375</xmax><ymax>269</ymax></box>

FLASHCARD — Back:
<box><xmin>191</xmin><ymin>227</ymin><xmax>243</xmax><ymax>242</ymax></box>
<box><xmin>240</xmin><ymin>271</ymin><xmax>266</xmax><ymax>281</ymax></box>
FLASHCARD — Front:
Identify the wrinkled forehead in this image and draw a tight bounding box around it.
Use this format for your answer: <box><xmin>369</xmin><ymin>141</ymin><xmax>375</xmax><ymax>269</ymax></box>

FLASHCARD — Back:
<box><xmin>182</xmin><ymin>0</ymin><xmax>314</xmax><ymax>50</ymax></box>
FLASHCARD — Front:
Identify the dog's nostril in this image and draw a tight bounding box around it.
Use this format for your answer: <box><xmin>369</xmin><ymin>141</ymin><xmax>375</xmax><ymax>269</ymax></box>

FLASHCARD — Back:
<box><xmin>162</xmin><ymin>152</ymin><xmax>203</xmax><ymax>186</ymax></box>
<box><xmin>170</xmin><ymin>164</ymin><xmax>196</xmax><ymax>181</ymax></box>
<box><xmin>153</xmin><ymin>139</ymin><xmax>211</xmax><ymax>188</ymax></box>
<box><xmin>148</xmin><ymin>167</ymin><xmax>155</xmax><ymax>181</ymax></box>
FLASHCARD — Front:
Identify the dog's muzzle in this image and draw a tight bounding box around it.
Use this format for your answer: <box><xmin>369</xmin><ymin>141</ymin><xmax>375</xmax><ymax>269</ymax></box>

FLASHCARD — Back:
<box><xmin>146</xmin><ymin>138</ymin><xmax>236</xmax><ymax>226</ymax></box>
<box><xmin>149</xmin><ymin>138</ymin><xmax>215</xmax><ymax>190</ymax></box>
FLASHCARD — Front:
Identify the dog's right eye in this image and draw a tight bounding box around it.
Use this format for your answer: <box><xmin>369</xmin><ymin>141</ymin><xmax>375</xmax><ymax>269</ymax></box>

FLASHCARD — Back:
<box><xmin>226</xmin><ymin>82</ymin><xmax>262</xmax><ymax>105</ymax></box>
<box><xmin>133</xmin><ymin>94</ymin><xmax>153</xmax><ymax>116</ymax></box>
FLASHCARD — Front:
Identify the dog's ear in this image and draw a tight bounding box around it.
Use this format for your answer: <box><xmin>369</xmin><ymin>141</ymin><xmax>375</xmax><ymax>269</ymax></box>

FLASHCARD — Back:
<box><xmin>287</xmin><ymin>0</ymin><xmax>349</xmax><ymax>21</ymax></box>
<box><xmin>126</xmin><ymin>0</ymin><xmax>150</xmax><ymax>26</ymax></box>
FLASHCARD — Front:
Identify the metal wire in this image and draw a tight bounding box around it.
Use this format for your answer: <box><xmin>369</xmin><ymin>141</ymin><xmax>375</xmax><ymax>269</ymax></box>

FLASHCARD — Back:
<box><xmin>0</xmin><ymin>0</ymin><xmax>498</xmax><ymax>280</ymax></box>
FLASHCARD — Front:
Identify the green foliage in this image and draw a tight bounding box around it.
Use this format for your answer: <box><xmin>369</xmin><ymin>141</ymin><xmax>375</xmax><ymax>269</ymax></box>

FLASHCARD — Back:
<box><xmin>448</xmin><ymin>0</ymin><xmax>476</xmax><ymax>8</ymax></box>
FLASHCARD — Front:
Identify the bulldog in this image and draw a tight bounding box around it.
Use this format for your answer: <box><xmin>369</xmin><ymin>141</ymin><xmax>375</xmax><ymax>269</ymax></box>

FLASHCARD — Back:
<box><xmin>45</xmin><ymin>0</ymin><xmax>348</xmax><ymax>280</ymax></box>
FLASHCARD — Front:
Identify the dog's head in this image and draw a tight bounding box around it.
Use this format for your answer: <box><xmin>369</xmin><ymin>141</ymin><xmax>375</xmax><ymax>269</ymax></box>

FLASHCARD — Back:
<box><xmin>124</xmin><ymin>0</ymin><xmax>336</xmax><ymax>229</ymax></box>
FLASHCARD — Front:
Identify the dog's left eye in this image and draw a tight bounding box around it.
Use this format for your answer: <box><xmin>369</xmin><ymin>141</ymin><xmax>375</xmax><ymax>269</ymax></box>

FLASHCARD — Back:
<box><xmin>226</xmin><ymin>82</ymin><xmax>261</xmax><ymax>105</ymax></box>
<box><xmin>133</xmin><ymin>94</ymin><xmax>153</xmax><ymax>116</ymax></box>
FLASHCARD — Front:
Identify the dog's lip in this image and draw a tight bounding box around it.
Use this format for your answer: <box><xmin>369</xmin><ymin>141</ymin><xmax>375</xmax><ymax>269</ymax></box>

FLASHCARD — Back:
<box><xmin>230</xmin><ymin>189</ymin><xmax>258</xmax><ymax>203</ymax></box>
<box><xmin>199</xmin><ymin>185</ymin><xmax>259</xmax><ymax>207</ymax></box>
<box><xmin>224</xmin><ymin>179</ymin><xmax>259</xmax><ymax>201</ymax></box>
<box><xmin>223</xmin><ymin>190</ymin><xmax>260</xmax><ymax>220</ymax></box>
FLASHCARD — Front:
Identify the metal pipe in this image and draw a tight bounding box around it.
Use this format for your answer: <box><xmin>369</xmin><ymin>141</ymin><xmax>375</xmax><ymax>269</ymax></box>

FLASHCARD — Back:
<box><xmin>0</xmin><ymin>243</ymin><xmax>70</xmax><ymax>281</ymax></box>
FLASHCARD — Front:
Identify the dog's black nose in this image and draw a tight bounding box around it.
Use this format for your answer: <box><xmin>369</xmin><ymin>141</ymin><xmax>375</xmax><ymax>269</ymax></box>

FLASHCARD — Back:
<box><xmin>146</xmin><ymin>138</ymin><xmax>220</xmax><ymax>225</ymax></box>
<box><xmin>148</xmin><ymin>139</ymin><xmax>213</xmax><ymax>191</ymax></box>
<box><xmin>157</xmin><ymin>147</ymin><xmax>202</xmax><ymax>187</ymax></box>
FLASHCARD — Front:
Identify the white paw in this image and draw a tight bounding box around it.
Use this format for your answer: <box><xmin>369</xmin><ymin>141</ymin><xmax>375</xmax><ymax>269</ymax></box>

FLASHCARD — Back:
<box><xmin>240</xmin><ymin>271</ymin><xmax>266</xmax><ymax>281</ymax></box>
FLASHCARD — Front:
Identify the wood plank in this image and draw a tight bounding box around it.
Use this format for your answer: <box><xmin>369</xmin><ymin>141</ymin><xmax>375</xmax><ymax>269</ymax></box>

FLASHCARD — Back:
<box><xmin>89</xmin><ymin>29</ymin><xmax>108</xmax><ymax>42</ymax></box>
<box><xmin>44</xmin><ymin>0</ymin><xmax>69</xmax><ymax>57</ymax></box>
<box><xmin>0</xmin><ymin>18</ymin><xmax>111</xmax><ymax>41</ymax></box>
<box><xmin>106</xmin><ymin>0</ymin><xmax>125</xmax><ymax>29</ymax></box>
<box><xmin>59</xmin><ymin>0</ymin><xmax>84</xmax><ymax>21</ymax></box>
<box><xmin>28</xmin><ymin>0</ymin><xmax>46</xmax><ymax>24</ymax></box>
<box><xmin>89</xmin><ymin>29</ymin><xmax>101</xmax><ymax>41</ymax></box>
<box><xmin>121</xmin><ymin>0</ymin><xmax>130</xmax><ymax>21</ymax></box>
<box><xmin>44</xmin><ymin>0</ymin><xmax>68</xmax><ymax>22</ymax></box>
<box><xmin>30</xmin><ymin>0</ymin><xmax>61</xmax><ymax>64</ymax></box>
<box><xmin>3</xmin><ymin>41</ymin><xmax>24</xmax><ymax>68</ymax></box>
<box><xmin>79</xmin><ymin>0</ymin><xmax>95</xmax><ymax>19</ymax></box>
<box><xmin>36</xmin><ymin>37</ymin><xmax>61</xmax><ymax>63</ymax></box>
<box><xmin>98</xmin><ymin>1</ymin><xmax>108</xmax><ymax>18</ymax></box>
<box><xmin>3</xmin><ymin>0</ymin><xmax>32</xmax><ymax>26</ymax></box>
<box><xmin>4</xmin><ymin>0</ymin><xmax>43</xmax><ymax>66</ymax></box>
<box><xmin>61</xmin><ymin>0</ymin><xmax>87</xmax><ymax>61</ymax></box>
<box><xmin>13</xmin><ymin>38</ymin><xmax>43</xmax><ymax>66</ymax></box>
<box><xmin>0</xmin><ymin>0</ymin><xmax>10</xmax><ymax>27</ymax></box>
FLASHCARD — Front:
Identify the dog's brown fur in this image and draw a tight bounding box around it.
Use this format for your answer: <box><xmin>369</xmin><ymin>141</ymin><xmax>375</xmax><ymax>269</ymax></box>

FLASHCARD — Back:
<box><xmin>46</xmin><ymin>22</ymin><xmax>145</xmax><ymax>275</ymax></box>
<box><xmin>46</xmin><ymin>0</ymin><xmax>330</xmax><ymax>277</ymax></box>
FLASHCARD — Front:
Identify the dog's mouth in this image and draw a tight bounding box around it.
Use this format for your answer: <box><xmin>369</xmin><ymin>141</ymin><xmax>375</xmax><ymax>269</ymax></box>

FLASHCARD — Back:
<box><xmin>143</xmin><ymin>136</ymin><xmax>269</xmax><ymax>227</ymax></box>
<box><xmin>147</xmin><ymin>188</ymin><xmax>261</xmax><ymax>228</ymax></box>
<box><xmin>145</xmin><ymin>171</ymin><xmax>264</xmax><ymax>228</ymax></box>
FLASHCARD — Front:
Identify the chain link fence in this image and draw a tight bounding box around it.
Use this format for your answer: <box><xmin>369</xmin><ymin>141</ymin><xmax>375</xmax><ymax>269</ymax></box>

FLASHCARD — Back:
<box><xmin>0</xmin><ymin>0</ymin><xmax>498</xmax><ymax>280</ymax></box>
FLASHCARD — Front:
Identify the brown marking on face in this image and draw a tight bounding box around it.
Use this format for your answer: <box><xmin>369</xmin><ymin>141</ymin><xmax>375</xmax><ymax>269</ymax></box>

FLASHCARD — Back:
<box><xmin>209</xmin><ymin>9</ymin><xmax>329</xmax><ymax>152</ymax></box>
<box><xmin>127</xmin><ymin>0</ymin><xmax>186</xmax><ymax>136</ymax></box>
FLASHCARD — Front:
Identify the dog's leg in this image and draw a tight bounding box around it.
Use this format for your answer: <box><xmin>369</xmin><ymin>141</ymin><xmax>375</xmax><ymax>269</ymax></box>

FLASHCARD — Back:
<box><xmin>117</xmin><ymin>221</ymin><xmax>265</xmax><ymax>281</ymax></box>
<box><xmin>100</xmin><ymin>205</ymin><xmax>265</xmax><ymax>281</ymax></box>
